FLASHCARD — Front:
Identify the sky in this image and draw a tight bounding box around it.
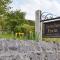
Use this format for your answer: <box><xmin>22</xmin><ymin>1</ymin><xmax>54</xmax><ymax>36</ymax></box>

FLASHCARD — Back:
<box><xmin>10</xmin><ymin>0</ymin><xmax>60</xmax><ymax>20</ymax></box>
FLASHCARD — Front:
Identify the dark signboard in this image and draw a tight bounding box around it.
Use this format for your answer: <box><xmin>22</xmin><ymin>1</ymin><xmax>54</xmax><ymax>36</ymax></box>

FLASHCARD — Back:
<box><xmin>44</xmin><ymin>20</ymin><xmax>60</xmax><ymax>37</ymax></box>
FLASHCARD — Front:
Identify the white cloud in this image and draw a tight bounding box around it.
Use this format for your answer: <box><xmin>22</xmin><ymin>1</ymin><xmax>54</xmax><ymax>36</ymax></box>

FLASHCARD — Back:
<box><xmin>10</xmin><ymin>0</ymin><xmax>60</xmax><ymax>20</ymax></box>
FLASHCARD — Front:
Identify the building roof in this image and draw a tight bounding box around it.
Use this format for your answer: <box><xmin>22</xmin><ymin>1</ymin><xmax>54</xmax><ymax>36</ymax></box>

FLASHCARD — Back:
<box><xmin>41</xmin><ymin>17</ymin><xmax>60</xmax><ymax>23</ymax></box>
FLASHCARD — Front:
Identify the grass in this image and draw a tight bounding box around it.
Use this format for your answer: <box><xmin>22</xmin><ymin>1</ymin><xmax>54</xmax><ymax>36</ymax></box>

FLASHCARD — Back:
<box><xmin>0</xmin><ymin>33</ymin><xmax>15</xmax><ymax>39</ymax></box>
<box><xmin>0</xmin><ymin>33</ymin><xmax>60</xmax><ymax>42</ymax></box>
<box><xmin>43</xmin><ymin>38</ymin><xmax>60</xmax><ymax>42</ymax></box>
<box><xmin>0</xmin><ymin>33</ymin><xmax>35</xmax><ymax>40</ymax></box>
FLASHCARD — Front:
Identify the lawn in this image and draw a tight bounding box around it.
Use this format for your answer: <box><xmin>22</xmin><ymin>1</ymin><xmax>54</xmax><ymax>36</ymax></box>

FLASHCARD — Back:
<box><xmin>0</xmin><ymin>33</ymin><xmax>35</xmax><ymax>40</ymax></box>
<box><xmin>0</xmin><ymin>33</ymin><xmax>60</xmax><ymax>42</ymax></box>
<box><xmin>43</xmin><ymin>38</ymin><xmax>60</xmax><ymax>42</ymax></box>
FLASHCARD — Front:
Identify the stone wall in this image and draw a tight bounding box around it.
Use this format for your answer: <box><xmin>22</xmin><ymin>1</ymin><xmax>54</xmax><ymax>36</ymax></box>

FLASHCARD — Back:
<box><xmin>0</xmin><ymin>39</ymin><xmax>60</xmax><ymax>60</ymax></box>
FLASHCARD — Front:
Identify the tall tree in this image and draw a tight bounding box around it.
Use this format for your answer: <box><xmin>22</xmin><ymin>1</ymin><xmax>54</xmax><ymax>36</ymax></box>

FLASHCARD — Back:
<box><xmin>0</xmin><ymin>0</ymin><xmax>12</xmax><ymax>33</ymax></box>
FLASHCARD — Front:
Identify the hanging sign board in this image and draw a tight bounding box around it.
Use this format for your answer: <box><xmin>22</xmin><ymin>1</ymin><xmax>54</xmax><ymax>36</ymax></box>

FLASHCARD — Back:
<box><xmin>44</xmin><ymin>20</ymin><xmax>60</xmax><ymax>37</ymax></box>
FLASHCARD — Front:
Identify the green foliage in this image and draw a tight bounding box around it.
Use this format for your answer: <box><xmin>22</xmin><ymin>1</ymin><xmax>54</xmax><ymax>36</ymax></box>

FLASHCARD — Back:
<box><xmin>0</xmin><ymin>0</ymin><xmax>35</xmax><ymax>40</ymax></box>
<box><xmin>5</xmin><ymin>10</ymin><xmax>26</xmax><ymax>34</ymax></box>
<box><xmin>0</xmin><ymin>0</ymin><xmax>12</xmax><ymax>34</ymax></box>
<box><xmin>6</xmin><ymin>10</ymin><xmax>26</xmax><ymax>20</ymax></box>
<box><xmin>27</xmin><ymin>20</ymin><xmax>35</xmax><ymax>26</ymax></box>
<box><xmin>0</xmin><ymin>0</ymin><xmax>11</xmax><ymax>15</ymax></box>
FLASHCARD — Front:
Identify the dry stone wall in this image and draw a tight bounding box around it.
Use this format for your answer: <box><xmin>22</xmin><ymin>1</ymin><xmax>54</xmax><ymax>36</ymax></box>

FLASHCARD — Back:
<box><xmin>0</xmin><ymin>39</ymin><xmax>60</xmax><ymax>60</ymax></box>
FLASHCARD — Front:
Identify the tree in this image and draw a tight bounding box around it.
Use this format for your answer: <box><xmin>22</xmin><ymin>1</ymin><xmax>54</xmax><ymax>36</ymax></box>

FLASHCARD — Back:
<box><xmin>0</xmin><ymin>0</ymin><xmax>11</xmax><ymax>15</ymax></box>
<box><xmin>6</xmin><ymin>10</ymin><xmax>26</xmax><ymax>34</ymax></box>
<box><xmin>0</xmin><ymin>0</ymin><xmax>12</xmax><ymax>34</ymax></box>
